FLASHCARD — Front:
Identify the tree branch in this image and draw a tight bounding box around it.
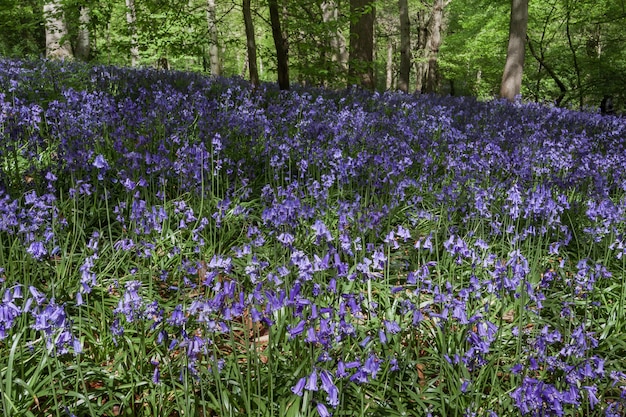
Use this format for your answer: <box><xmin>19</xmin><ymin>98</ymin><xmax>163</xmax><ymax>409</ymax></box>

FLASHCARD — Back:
<box><xmin>526</xmin><ymin>34</ymin><xmax>567</xmax><ymax>105</ymax></box>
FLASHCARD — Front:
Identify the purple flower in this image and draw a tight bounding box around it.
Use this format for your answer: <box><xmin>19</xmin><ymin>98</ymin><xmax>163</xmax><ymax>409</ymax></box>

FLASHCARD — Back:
<box><xmin>27</xmin><ymin>241</ymin><xmax>47</xmax><ymax>260</ymax></box>
<box><xmin>383</xmin><ymin>320</ymin><xmax>401</xmax><ymax>334</ymax></box>
<box><xmin>93</xmin><ymin>154</ymin><xmax>109</xmax><ymax>170</ymax></box>
<box><xmin>0</xmin><ymin>288</ymin><xmax>22</xmax><ymax>340</ymax></box>
<box><xmin>320</xmin><ymin>369</ymin><xmax>339</xmax><ymax>407</ymax></box>
<box><xmin>29</xmin><ymin>286</ymin><xmax>47</xmax><ymax>304</ymax></box>
<box><xmin>362</xmin><ymin>354</ymin><xmax>381</xmax><ymax>378</ymax></box>
<box><xmin>291</xmin><ymin>377</ymin><xmax>306</xmax><ymax>396</ymax></box>
<box><xmin>461</xmin><ymin>379</ymin><xmax>470</xmax><ymax>393</ymax></box>
<box><xmin>114</xmin><ymin>280</ymin><xmax>143</xmax><ymax>322</ymax></box>
<box><xmin>152</xmin><ymin>366</ymin><xmax>160</xmax><ymax>384</ymax></box>
<box><xmin>168</xmin><ymin>304</ymin><xmax>186</xmax><ymax>326</ymax></box>
<box><xmin>312</xmin><ymin>220</ymin><xmax>333</xmax><ymax>243</ymax></box>
<box><xmin>582</xmin><ymin>385</ymin><xmax>599</xmax><ymax>409</ymax></box>
<box><xmin>288</xmin><ymin>319</ymin><xmax>306</xmax><ymax>339</ymax></box>
<box><xmin>277</xmin><ymin>232</ymin><xmax>295</xmax><ymax>246</ymax></box>
<box><xmin>396</xmin><ymin>225</ymin><xmax>411</xmax><ymax>241</ymax></box>
<box><xmin>316</xmin><ymin>403</ymin><xmax>331</xmax><ymax>417</ymax></box>
<box><xmin>336</xmin><ymin>360</ymin><xmax>348</xmax><ymax>378</ymax></box>
<box><xmin>305</xmin><ymin>369</ymin><xmax>319</xmax><ymax>391</ymax></box>
<box><xmin>359</xmin><ymin>335</ymin><xmax>371</xmax><ymax>348</ymax></box>
<box><xmin>305</xmin><ymin>326</ymin><xmax>317</xmax><ymax>343</ymax></box>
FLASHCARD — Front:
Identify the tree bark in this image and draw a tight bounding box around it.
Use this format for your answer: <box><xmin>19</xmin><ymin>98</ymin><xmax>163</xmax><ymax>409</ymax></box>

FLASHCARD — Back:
<box><xmin>423</xmin><ymin>0</ymin><xmax>444</xmax><ymax>93</ymax></box>
<box><xmin>74</xmin><ymin>5</ymin><xmax>90</xmax><ymax>61</ymax></box>
<box><xmin>500</xmin><ymin>0</ymin><xmax>528</xmax><ymax>101</ymax></box>
<box><xmin>565</xmin><ymin>5</ymin><xmax>583</xmax><ymax>109</ymax></box>
<box><xmin>398</xmin><ymin>0</ymin><xmax>411</xmax><ymax>92</ymax></box>
<box><xmin>44</xmin><ymin>0</ymin><xmax>73</xmax><ymax>59</ymax></box>
<box><xmin>386</xmin><ymin>39</ymin><xmax>394</xmax><ymax>89</ymax></box>
<box><xmin>125</xmin><ymin>0</ymin><xmax>140</xmax><ymax>67</ymax></box>
<box><xmin>206</xmin><ymin>0</ymin><xmax>221</xmax><ymax>76</ymax></box>
<box><xmin>415</xmin><ymin>6</ymin><xmax>428</xmax><ymax>92</ymax></box>
<box><xmin>414</xmin><ymin>0</ymin><xmax>447</xmax><ymax>93</ymax></box>
<box><xmin>243</xmin><ymin>0</ymin><xmax>259</xmax><ymax>87</ymax></box>
<box><xmin>349</xmin><ymin>0</ymin><xmax>375</xmax><ymax>89</ymax></box>
<box><xmin>268</xmin><ymin>0</ymin><xmax>289</xmax><ymax>90</ymax></box>
<box><xmin>321</xmin><ymin>1</ymin><xmax>348</xmax><ymax>72</ymax></box>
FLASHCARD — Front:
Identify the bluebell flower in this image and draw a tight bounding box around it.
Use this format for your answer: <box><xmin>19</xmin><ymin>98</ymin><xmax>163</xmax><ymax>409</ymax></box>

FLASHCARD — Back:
<box><xmin>362</xmin><ymin>354</ymin><xmax>381</xmax><ymax>378</ymax></box>
<box><xmin>312</xmin><ymin>220</ymin><xmax>333</xmax><ymax>243</ymax></box>
<box><xmin>306</xmin><ymin>326</ymin><xmax>318</xmax><ymax>343</ymax></box>
<box><xmin>291</xmin><ymin>377</ymin><xmax>306</xmax><ymax>396</ymax></box>
<box><xmin>27</xmin><ymin>241</ymin><xmax>47</xmax><ymax>260</ymax></box>
<box><xmin>320</xmin><ymin>369</ymin><xmax>339</xmax><ymax>407</ymax></box>
<box><xmin>168</xmin><ymin>304</ymin><xmax>186</xmax><ymax>326</ymax></box>
<box><xmin>0</xmin><ymin>287</ymin><xmax>22</xmax><ymax>340</ymax></box>
<box><xmin>336</xmin><ymin>360</ymin><xmax>348</xmax><ymax>378</ymax></box>
<box><xmin>114</xmin><ymin>280</ymin><xmax>143</xmax><ymax>322</ymax></box>
<box><xmin>359</xmin><ymin>335</ymin><xmax>371</xmax><ymax>348</ymax></box>
<box><xmin>461</xmin><ymin>379</ymin><xmax>470</xmax><ymax>393</ymax></box>
<box><xmin>93</xmin><ymin>154</ymin><xmax>109</xmax><ymax>170</ymax></box>
<box><xmin>316</xmin><ymin>403</ymin><xmax>331</xmax><ymax>417</ymax></box>
<box><xmin>305</xmin><ymin>369</ymin><xmax>319</xmax><ymax>391</ymax></box>
<box><xmin>288</xmin><ymin>319</ymin><xmax>306</xmax><ymax>339</ymax></box>
<box><xmin>29</xmin><ymin>285</ymin><xmax>47</xmax><ymax>305</ymax></box>
<box><xmin>152</xmin><ymin>366</ymin><xmax>160</xmax><ymax>384</ymax></box>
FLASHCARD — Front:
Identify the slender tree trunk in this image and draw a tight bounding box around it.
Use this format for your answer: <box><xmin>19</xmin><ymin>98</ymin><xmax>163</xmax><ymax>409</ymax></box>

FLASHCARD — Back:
<box><xmin>267</xmin><ymin>0</ymin><xmax>289</xmax><ymax>90</ymax></box>
<box><xmin>74</xmin><ymin>5</ymin><xmax>90</xmax><ymax>60</ymax></box>
<box><xmin>500</xmin><ymin>0</ymin><xmax>528</xmax><ymax>101</ymax></box>
<box><xmin>414</xmin><ymin>4</ymin><xmax>428</xmax><ymax>92</ymax></box>
<box><xmin>423</xmin><ymin>0</ymin><xmax>444</xmax><ymax>93</ymax></box>
<box><xmin>125</xmin><ymin>0</ymin><xmax>140</xmax><ymax>67</ymax></box>
<box><xmin>349</xmin><ymin>0</ymin><xmax>375</xmax><ymax>89</ymax></box>
<box><xmin>206</xmin><ymin>0</ymin><xmax>221</xmax><ymax>76</ymax></box>
<box><xmin>565</xmin><ymin>5</ymin><xmax>583</xmax><ymax>109</ymax></box>
<box><xmin>321</xmin><ymin>1</ymin><xmax>348</xmax><ymax>73</ymax></box>
<box><xmin>44</xmin><ymin>0</ymin><xmax>73</xmax><ymax>59</ymax></box>
<box><xmin>243</xmin><ymin>0</ymin><xmax>259</xmax><ymax>87</ymax></box>
<box><xmin>386</xmin><ymin>39</ymin><xmax>394</xmax><ymax>89</ymax></box>
<box><xmin>398</xmin><ymin>0</ymin><xmax>411</xmax><ymax>92</ymax></box>
<box><xmin>415</xmin><ymin>1</ymin><xmax>446</xmax><ymax>93</ymax></box>
<box><xmin>527</xmin><ymin>35</ymin><xmax>567</xmax><ymax>105</ymax></box>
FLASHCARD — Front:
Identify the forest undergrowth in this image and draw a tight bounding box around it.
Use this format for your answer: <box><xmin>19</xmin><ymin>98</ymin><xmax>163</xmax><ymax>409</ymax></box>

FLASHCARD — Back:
<box><xmin>1</xmin><ymin>58</ymin><xmax>626</xmax><ymax>417</ymax></box>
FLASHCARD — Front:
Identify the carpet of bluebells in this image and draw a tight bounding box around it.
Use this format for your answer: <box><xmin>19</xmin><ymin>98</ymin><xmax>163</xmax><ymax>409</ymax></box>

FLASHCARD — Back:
<box><xmin>1</xmin><ymin>58</ymin><xmax>626</xmax><ymax>417</ymax></box>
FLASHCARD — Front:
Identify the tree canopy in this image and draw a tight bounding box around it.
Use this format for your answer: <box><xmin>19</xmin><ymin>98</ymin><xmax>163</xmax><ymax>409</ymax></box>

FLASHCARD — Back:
<box><xmin>0</xmin><ymin>0</ymin><xmax>624</xmax><ymax>110</ymax></box>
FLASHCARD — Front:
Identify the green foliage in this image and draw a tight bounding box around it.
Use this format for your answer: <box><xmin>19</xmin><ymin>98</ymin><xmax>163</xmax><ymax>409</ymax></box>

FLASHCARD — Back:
<box><xmin>0</xmin><ymin>0</ymin><xmax>45</xmax><ymax>57</ymax></box>
<box><xmin>4</xmin><ymin>0</ymin><xmax>624</xmax><ymax>107</ymax></box>
<box><xmin>441</xmin><ymin>0</ymin><xmax>626</xmax><ymax>108</ymax></box>
<box><xmin>440</xmin><ymin>0</ymin><xmax>510</xmax><ymax>98</ymax></box>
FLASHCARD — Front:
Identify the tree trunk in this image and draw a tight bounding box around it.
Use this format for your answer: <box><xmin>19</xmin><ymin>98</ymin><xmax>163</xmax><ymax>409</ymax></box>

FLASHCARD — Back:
<box><xmin>74</xmin><ymin>5</ymin><xmax>90</xmax><ymax>61</ymax></box>
<box><xmin>415</xmin><ymin>1</ymin><xmax>446</xmax><ymax>93</ymax></box>
<box><xmin>321</xmin><ymin>1</ymin><xmax>348</xmax><ymax>73</ymax></box>
<box><xmin>423</xmin><ymin>0</ymin><xmax>444</xmax><ymax>93</ymax></box>
<box><xmin>44</xmin><ymin>0</ymin><xmax>73</xmax><ymax>59</ymax></box>
<box><xmin>349</xmin><ymin>0</ymin><xmax>375</xmax><ymax>89</ymax></box>
<box><xmin>268</xmin><ymin>0</ymin><xmax>289</xmax><ymax>90</ymax></box>
<box><xmin>414</xmin><ymin>6</ymin><xmax>425</xmax><ymax>92</ymax></box>
<box><xmin>386</xmin><ymin>39</ymin><xmax>394</xmax><ymax>89</ymax></box>
<box><xmin>500</xmin><ymin>0</ymin><xmax>528</xmax><ymax>101</ymax></box>
<box><xmin>398</xmin><ymin>0</ymin><xmax>411</xmax><ymax>92</ymax></box>
<box><xmin>243</xmin><ymin>0</ymin><xmax>259</xmax><ymax>87</ymax></box>
<box><xmin>565</xmin><ymin>6</ymin><xmax>583</xmax><ymax>109</ymax></box>
<box><xmin>125</xmin><ymin>0</ymin><xmax>140</xmax><ymax>67</ymax></box>
<box><xmin>206</xmin><ymin>0</ymin><xmax>221</xmax><ymax>76</ymax></box>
